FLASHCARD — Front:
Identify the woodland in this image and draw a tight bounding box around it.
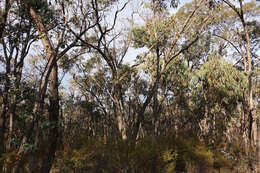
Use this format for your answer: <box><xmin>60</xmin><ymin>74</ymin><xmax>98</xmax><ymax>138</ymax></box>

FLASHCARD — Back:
<box><xmin>0</xmin><ymin>0</ymin><xmax>260</xmax><ymax>172</ymax></box>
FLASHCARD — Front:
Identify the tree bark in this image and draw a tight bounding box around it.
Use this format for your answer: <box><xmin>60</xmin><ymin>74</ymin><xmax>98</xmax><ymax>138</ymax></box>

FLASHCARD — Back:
<box><xmin>0</xmin><ymin>102</ymin><xmax>7</xmax><ymax>172</ymax></box>
<box><xmin>114</xmin><ymin>83</ymin><xmax>127</xmax><ymax>140</ymax></box>
<box><xmin>0</xmin><ymin>56</ymin><xmax>11</xmax><ymax>172</ymax></box>
<box><xmin>153</xmin><ymin>46</ymin><xmax>160</xmax><ymax>138</ymax></box>
<box><xmin>0</xmin><ymin>1</ymin><xmax>12</xmax><ymax>170</ymax></box>
<box><xmin>40</xmin><ymin>62</ymin><xmax>59</xmax><ymax>173</ymax></box>
<box><xmin>0</xmin><ymin>0</ymin><xmax>12</xmax><ymax>41</ymax></box>
<box><xmin>238</xmin><ymin>0</ymin><xmax>256</xmax><ymax>170</ymax></box>
<box><xmin>223</xmin><ymin>0</ymin><xmax>257</xmax><ymax>170</ymax></box>
<box><xmin>28</xmin><ymin>6</ymin><xmax>60</xmax><ymax>173</ymax></box>
<box><xmin>116</xmin><ymin>105</ymin><xmax>127</xmax><ymax>140</ymax></box>
<box><xmin>133</xmin><ymin>83</ymin><xmax>157</xmax><ymax>140</ymax></box>
<box><xmin>257</xmin><ymin>116</ymin><xmax>260</xmax><ymax>173</ymax></box>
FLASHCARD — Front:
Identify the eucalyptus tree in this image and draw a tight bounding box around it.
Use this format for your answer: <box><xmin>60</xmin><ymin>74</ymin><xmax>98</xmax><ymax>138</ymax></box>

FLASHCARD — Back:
<box><xmin>68</xmin><ymin>0</ymin><xmax>133</xmax><ymax>140</ymax></box>
<box><xmin>0</xmin><ymin>0</ymin><xmax>14</xmax><ymax>167</ymax></box>
<box><xmin>131</xmin><ymin>0</ymin><xmax>213</xmax><ymax>140</ymax></box>
<box><xmin>2</xmin><ymin>1</ymin><xmax>132</xmax><ymax>171</ymax></box>
<box><xmin>0</xmin><ymin>0</ymin><xmax>39</xmax><ymax>171</ymax></box>
<box><xmin>210</xmin><ymin>0</ymin><xmax>260</xmax><ymax>143</ymax></box>
<box><xmin>1</xmin><ymin>0</ymin><xmax>101</xmax><ymax>172</ymax></box>
<box><xmin>200</xmin><ymin>0</ymin><xmax>260</xmax><ymax>170</ymax></box>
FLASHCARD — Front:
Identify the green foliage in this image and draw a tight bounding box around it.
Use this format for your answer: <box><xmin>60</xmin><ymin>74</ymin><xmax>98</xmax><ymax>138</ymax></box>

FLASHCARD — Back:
<box><xmin>162</xmin><ymin>57</ymin><xmax>192</xmax><ymax>91</ymax></box>
<box><xmin>213</xmin><ymin>152</ymin><xmax>232</xmax><ymax>170</ymax></box>
<box><xmin>0</xmin><ymin>151</ymin><xmax>29</xmax><ymax>173</ymax></box>
<box><xmin>1</xmin><ymin>0</ymin><xmax>258</xmax><ymax>172</ymax></box>
<box><xmin>131</xmin><ymin>16</ymin><xmax>173</xmax><ymax>49</ymax></box>
<box><xmin>198</xmin><ymin>58</ymin><xmax>247</xmax><ymax>111</ymax></box>
<box><xmin>53</xmin><ymin>136</ymin><xmax>232</xmax><ymax>173</ymax></box>
<box><xmin>131</xmin><ymin>26</ymin><xmax>149</xmax><ymax>48</ymax></box>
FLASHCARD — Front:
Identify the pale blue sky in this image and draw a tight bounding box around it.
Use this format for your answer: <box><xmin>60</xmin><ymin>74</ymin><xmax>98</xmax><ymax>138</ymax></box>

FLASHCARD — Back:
<box><xmin>109</xmin><ymin>0</ymin><xmax>193</xmax><ymax>64</ymax></box>
<box><xmin>62</xmin><ymin>0</ymin><xmax>195</xmax><ymax>88</ymax></box>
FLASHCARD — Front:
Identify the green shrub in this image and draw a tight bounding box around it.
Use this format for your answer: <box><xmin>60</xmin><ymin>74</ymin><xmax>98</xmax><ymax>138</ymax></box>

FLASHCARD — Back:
<box><xmin>53</xmin><ymin>135</ymin><xmax>233</xmax><ymax>173</ymax></box>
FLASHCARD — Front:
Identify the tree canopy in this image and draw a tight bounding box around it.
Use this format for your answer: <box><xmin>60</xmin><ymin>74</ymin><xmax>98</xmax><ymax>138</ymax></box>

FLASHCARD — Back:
<box><xmin>0</xmin><ymin>0</ymin><xmax>259</xmax><ymax>172</ymax></box>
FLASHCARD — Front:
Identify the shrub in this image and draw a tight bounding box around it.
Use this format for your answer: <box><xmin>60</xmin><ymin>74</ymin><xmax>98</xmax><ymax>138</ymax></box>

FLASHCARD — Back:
<box><xmin>53</xmin><ymin>135</ymin><xmax>233</xmax><ymax>173</ymax></box>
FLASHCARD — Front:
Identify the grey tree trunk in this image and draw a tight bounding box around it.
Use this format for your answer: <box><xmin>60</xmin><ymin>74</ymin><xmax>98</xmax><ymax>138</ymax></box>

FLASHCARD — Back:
<box><xmin>40</xmin><ymin>62</ymin><xmax>59</xmax><ymax>173</ymax></box>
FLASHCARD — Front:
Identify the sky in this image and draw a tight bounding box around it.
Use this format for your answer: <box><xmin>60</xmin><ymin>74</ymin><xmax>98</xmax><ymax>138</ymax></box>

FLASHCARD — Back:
<box><xmin>62</xmin><ymin>0</ymin><xmax>193</xmax><ymax>88</ymax></box>
<box><xmin>109</xmin><ymin>0</ymin><xmax>193</xmax><ymax>65</ymax></box>
<box><xmin>22</xmin><ymin>0</ymin><xmax>259</xmax><ymax>90</ymax></box>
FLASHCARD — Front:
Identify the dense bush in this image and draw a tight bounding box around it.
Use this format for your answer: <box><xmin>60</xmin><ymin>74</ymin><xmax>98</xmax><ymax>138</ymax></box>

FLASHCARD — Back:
<box><xmin>53</xmin><ymin>136</ymin><xmax>233</xmax><ymax>173</ymax></box>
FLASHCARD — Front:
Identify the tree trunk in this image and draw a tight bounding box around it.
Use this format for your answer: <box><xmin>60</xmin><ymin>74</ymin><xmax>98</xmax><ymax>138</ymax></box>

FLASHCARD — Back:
<box><xmin>114</xmin><ymin>83</ymin><xmax>127</xmax><ymax>140</ymax></box>
<box><xmin>116</xmin><ymin>108</ymin><xmax>127</xmax><ymax>140</ymax></box>
<box><xmin>224</xmin><ymin>0</ymin><xmax>256</xmax><ymax>169</ymax></box>
<box><xmin>0</xmin><ymin>59</ymin><xmax>11</xmax><ymax>172</ymax></box>
<box><xmin>17</xmin><ymin>5</ymin><xmax>60</xmax><ymax>173</ymax></box>
<box><xmin>40</xmin><ymin>62</ymin><xmax>59</xmax><ymax>173</ymax></box>
<box><xmin>8</xmin><ymin>97</ymin><xmax>16</xmax><ymax>149</ymax></box>
<box><xmin>257</xmin><ymin>116</ymin><xmax>260</xmax><ymax>173</ymax></box>
<box><xmin>0</xmin><ymin>105</ymin><xmax>7</xmax><ymax>172</ymax></box>
<box><xmin>153</xmin><ymin>46</ymin><xmax>160</xmax><ymax>138</ymax></box>
<box><xmin>241</xmin><ymin>3</ymin><xmax>255</xmax><ymax>169</ymax></box>
<box><xmin>0</xmin><ymin>0</ymin><xmax>12</xmax><ymax>42</ymax></box>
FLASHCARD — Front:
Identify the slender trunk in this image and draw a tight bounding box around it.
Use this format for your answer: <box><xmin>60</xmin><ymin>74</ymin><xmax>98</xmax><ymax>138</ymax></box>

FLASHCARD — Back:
<box><xmin>114</xmin><ymin>83</ymin><xmax>127</xmax><ymax>140</ymax></box>
<box><xmin>133</xmin><ymin>83</ymin><xmax>157</xmax><ymax>140</ymax></box>
<box><xmin>0</xmin><ymin>105</ymin><xmax>7</xmax><ymax>172</ymax></box>
<box><xmin>243</xmin><ymin>22</ymin><xmax>254</xmax><ymax>144</ymax></box>
<box><xmin>0</xmin><ymin>0</ymin><xmax>12</xmax><ymax>41</ymax></box>
<box><xmin>223</xmin><ymin>0</ymin><xmax>255</xmax><ymax>153</ymax></box>
<box><xmin>239</xmin><ymin>0</ymin><xmax>255</xmax><ymax>169</ymax></box>
<box><xmin>152</xmin><ymin>93</ymin><xmax>159</xmax><ymax>137</ymax></box>
<box><xmin>8</xmin><ymin>66</ymin><xmax>23</xmax><ymax>149</ymax></box>
<box><xmin>8</xmin><ymin>84</ymin><xmax>20</xmax><ymax>149</ymax></box>
<box><xmin>116</xmin><ymin>107</ymin><xmax>127</xmax><ymax>140</ymax></box>
<box><xmin>132</xmin><ymin>50</ymin><xmax>161</xmax><ymax>140</ymax></box>
<box><xmin>8</xmin><ymin>103</ymin><xmax>15</xmax><ymax>149</ymax></box>
<box><xmin>257</xmin><ymin>117</ymin><xmax>260</xmax><ymax>173</ymax></box>
<box><xmin>153</xmin><ymin>46</ymin><xmax>160</xmax><ymax>137</ymax></box>
<box><xmin>0</xmin><ymin>60</ymin><xmax>10</xmax><ymax>172</ymax></box>
<box><xmin>16</xmin><ymin>5</ymin><xmax>59</xmax><ymax>173</ymax></box>
<box><xmin>40</xmin><ymin>62</ymin><xmax>59</xmax><ymax>173</ymax></box>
